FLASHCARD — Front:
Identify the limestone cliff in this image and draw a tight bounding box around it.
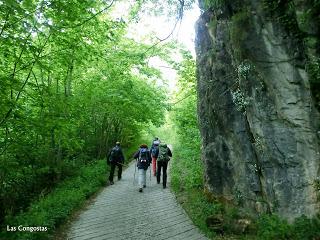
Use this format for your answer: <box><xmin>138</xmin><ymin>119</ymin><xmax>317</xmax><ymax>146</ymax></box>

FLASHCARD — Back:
<box><xmin>195</xmin><ymin>0</ymin><xmax>320</xmax><ymax>221</ymax></box>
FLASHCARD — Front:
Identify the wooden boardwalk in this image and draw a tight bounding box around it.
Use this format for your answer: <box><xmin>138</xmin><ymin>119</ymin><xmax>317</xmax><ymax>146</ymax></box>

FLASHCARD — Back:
<box><xmin>67</xmin><ymin>161</ymin><xmax>208</xmax><ymax>240</ymax></box>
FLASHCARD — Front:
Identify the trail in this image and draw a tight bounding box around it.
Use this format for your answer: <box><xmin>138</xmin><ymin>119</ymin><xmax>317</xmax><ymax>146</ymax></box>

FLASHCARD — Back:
<box><xmin>67</xmin><ymin>161</ymin><xmax>208</xmax><ymax>240</ymax></box>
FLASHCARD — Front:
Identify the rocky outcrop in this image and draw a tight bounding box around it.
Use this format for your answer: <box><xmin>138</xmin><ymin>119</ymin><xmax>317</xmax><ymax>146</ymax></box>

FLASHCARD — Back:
<box><xmin>195</xmin><ymin>0</ymin><xmax>320</xmax><ymax>221</ymax></box>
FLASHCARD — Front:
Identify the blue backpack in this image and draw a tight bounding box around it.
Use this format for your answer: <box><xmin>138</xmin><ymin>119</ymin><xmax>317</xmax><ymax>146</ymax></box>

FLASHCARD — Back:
<box><xmin>151</xmin><ymin>145</ymin><xmax>159</xmax><ymax>157</ymax></box>
<box><xmin>139</xmin><ymin>148</ymin><xmax>148</xmax><ymax>164</ymax></box>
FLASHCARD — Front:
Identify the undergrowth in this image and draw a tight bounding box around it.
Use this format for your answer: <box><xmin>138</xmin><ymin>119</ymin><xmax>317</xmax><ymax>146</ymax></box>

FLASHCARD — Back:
<box><xmin>170</xmin><ymin>143</ymin><xmax>219</xmax><ymax>239</ymax></box>
<box><xmin>170</xmin><ymin>142</ymin><xmax>320</xmax><ymax>239</ymax></box>
<box><xmin>0</xmin><ymin>142</ymin><xmax>139</xmax><ymax>240</ymax></box>
<box><xmin>0</xmin><ymin>159</ymin><xmax>107</xmax><ymax>240</ymax></box>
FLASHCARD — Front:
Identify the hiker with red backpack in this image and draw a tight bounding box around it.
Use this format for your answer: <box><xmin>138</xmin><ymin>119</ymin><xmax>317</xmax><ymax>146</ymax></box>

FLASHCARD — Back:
<box><xmin>150</xmin><ymin>137</ymin><xmax>160</xmax><ymax>176</ymax></box>
<box><xmin>133</xmin><ymin>144</ymin><xmax>152</xmax><ymax>192</ymax></box>
<box><xmin>157</xmin><ymin>143</ymin><xmax>172</xmax><ymax>189</ymax></box>
<box><xmin>107</xmin><ymin>141</ymin><xmax>125</xmax><ymax>185</ymax></box>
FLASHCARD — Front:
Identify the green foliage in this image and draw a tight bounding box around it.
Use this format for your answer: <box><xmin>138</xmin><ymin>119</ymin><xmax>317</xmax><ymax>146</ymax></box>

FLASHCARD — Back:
<box><xmin>171</xmin><ymin>143</ymin><xmax>203</xmax><ymax>192</ymax></box>
<box><xmin>315</xmin><ymin>178</ymin><xmax>320</xmax><ymax>201</ymax></box>
<box><xmin>256</xmin><ymin>214</ymin><xmax>320</xmax><ymax>240</ymax></box>
<box><xmin>0</xmin><ymin>0</ymin><xmax>169</xmax><ymax>226</ymax></box>
<box><xmin>1</xmin><ymin>160</ymin><xmax>107</xmax><ymax>240</ymax></box>
<box><xmin>260</xmin><ymin>0</ymin><xmax>320</xmax><ymax>111</ymax></box>
<box><xmin>307</xmin><ymin>57</ymin><xmax>320</xmax><ymax>110</ymax></box>
<box><xmin>178</xmin><ymin>189</ymin><xmax>222</xmax><ymax>239</ymax></box>
<box><xmin>261</xmin><ymin>0</ymin><xmax>302</xmax><ymax>38</ymax></box>
<box><xmin>208</xmin><ymin>18</ymin><xmax>218</xmax><ymax>33</ymax></box>
<box><xmin>168</xmin><ymin>50</ymin><xmax>221</xmax><ymax>238</ymax></box>
<box><xmin>230</xmin><ymin>9</ymin><xmax>251</xmax><ymax>60</ymax></box>
<box><xmin>291</xmin><ymin>215</ymin><xmax>320</xmax><ymax>240</ymax></box>
<box><xmin>203</xmin><ymin>0</ymin><xmax>224</xmax><ymax>10</ymax></box>
<box><xmin>170</xmin><ymin>50</ymin><xmax>202</xmax><ymax>191</ymax></box>
<box><xmin>257</xmin><ymin>214</ymin><xmax>292</xmax><ymax>240</ymax></box>
<box><xmin>134</xmin><ymin>0</ymin><xmax>195</xmax><ymax>19</ymax></box>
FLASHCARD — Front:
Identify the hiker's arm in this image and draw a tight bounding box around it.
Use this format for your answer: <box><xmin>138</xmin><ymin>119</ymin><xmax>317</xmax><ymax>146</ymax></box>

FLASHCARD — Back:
<box><xmin>168</xmin><ymin>148</ymin><xmax>172</xmax><ymax>157</ymax></box>
<box><xmin>148</xmin><ymin>152</ymin><xmax>152</xmax><ymax>164</ymax></box>
<box><xmin>106</xmin><ymin>150</ymin><xmax>111</xmax><ymax>165</ymax></box>
<box><xmin>121</xmin><ymin>149</ymin><xmax>125</xmax><ymax>162</ymax></box>
<box><xmin>133</xmin><ymin>151</ymin><xmax>139</xmax><ymax>159</ymax></box>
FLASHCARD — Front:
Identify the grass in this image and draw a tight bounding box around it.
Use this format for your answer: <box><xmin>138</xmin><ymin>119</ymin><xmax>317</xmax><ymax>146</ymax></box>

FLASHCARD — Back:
<box><xmin>0</xmin><ymin>137</ymin><xmax>146</xmax><ymax>240</ymax></box>
<box><xmin>1</xmin><ymin>160</ymin><xmax>107</xmax><ymax>240</ymax></box>
<box><xmin>170</xmin><ymin>141</ymin><xmax>320</xmax><ymax>240</ymax></box>
<box><xmin>170</xmin><ymin>142</ymin><xmax>220</xmax><ymax>239</ymax></box>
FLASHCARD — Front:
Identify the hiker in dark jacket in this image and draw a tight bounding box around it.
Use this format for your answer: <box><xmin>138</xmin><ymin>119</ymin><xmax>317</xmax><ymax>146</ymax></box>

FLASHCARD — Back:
<box><xmin>133</xmin><ymin>144</ymin><xmax>152</xmax><ymax>192</ymax></box>
<box><xmin>150</xmin><ymin>137</ymin><xmax>160</xmax><ymax>176</ymax></box>
<box><xmin>156</xmin><ymin>143</ymin><xmax>172</xmax><ymax>189</ymax></box>
<box><xmin>107</xmin><ymin>141</ymin><xmax>125</xmax><ymax>185</ymax></box>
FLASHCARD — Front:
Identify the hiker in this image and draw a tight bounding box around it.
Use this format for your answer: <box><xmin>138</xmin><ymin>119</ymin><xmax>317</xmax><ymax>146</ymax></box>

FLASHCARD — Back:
<box><xmin>133</xmin><ymin>144</ymin><xmax>152</xmax><ymax>192</ymax></box>
<box><xmin>150</xmin><ymin>137</ymin><xmax>160</xmax><ymax>176</ymax></box>
<box><xmin>157</xmin><ymin>143</ymin><xmax>172</xmax><ymax>189</ymax></box>
<box><xmin>107</xmin><ymin>141</ymin><xmax>125</xmax><ymax>185</ymax></box>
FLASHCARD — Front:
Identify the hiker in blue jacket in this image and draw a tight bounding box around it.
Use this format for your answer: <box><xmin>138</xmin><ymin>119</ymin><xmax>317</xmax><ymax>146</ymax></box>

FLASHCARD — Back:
<box><xmin>133</xmin><ymin>144</ymin><xmax>152</xmax><ymax>192</ymax></box>
<box><xmin>107</xmin><ymin>142</ymin><xmax>125</xmax><ymax>185</ymax></box>
<box><xmin>150</xmin><ymin>137</ymin><xmax>160</xmax><ymax>176</ymax></box>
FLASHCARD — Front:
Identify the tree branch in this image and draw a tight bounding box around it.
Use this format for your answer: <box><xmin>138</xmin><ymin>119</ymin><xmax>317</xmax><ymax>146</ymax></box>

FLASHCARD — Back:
<box><xmin>143</xmin><ymin>0</ymin><xmax>185</xmax><ymax>54</ymax></box>
<box><xmin>0</xmin><ymin>11</ymin><xmax>10</xmax><ymax>38</ymax></box>
<box><xmin>32</xmin><ymin>70</ymin><xmax>45</xmax><ymax>104</ymax></box>
<box><xmin>0</xmin><ymin>33</ymin><xmax>51</xmax><ymax>126</ymax></box>
<box><xmin>71</xmin><ymin>0</ymin><xmax>115</xmax><ymax>29</ymax></box>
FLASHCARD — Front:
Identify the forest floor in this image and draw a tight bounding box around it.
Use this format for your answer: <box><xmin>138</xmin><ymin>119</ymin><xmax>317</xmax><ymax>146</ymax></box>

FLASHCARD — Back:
<box><xmin>64</xmin><ymin>161</ymin><xmax>208</xmax><ymax>240</ymax></box>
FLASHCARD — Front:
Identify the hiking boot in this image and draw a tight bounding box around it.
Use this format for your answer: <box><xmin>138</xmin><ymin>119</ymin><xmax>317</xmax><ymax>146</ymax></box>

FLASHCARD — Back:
<box><xmin>157</xmin><ymin>181</ymin><xmax>160</xmax><ymax>184</ymax></box>
<box><xmin>139</xmin><ymin>188</ymin><xmax>143</xmax><ymax>192</ymax></box>
<box><xmin>143</xmin><ymin>185</ymin><xmax>146</xmax><ymax>188</ymax></box>
<box><xmin>118</xmin><ymin>177</ymin><xmax>121</xmax><ymax>181</ymax></box>
<box><xmin>163</xmin><ymin>185</ymin><xmax>166</xmax><ymax>189</ymax></box>
<box><xmin>110</xmin><ymin>181</ymin><xmax>114</xmax><ymax>185</ymax></box>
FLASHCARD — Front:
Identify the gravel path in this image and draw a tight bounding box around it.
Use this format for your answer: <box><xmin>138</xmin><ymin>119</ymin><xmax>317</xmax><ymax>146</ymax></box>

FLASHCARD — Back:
<box><xmin>67</xmin><ymin>161</ymin><xmax>208</xmax><ymax>240</ymax></box>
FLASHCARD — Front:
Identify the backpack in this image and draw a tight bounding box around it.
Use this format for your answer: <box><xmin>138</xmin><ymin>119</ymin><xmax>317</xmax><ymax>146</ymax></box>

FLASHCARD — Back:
<box><xmin>151</xmin><ymin>145</ymin><xmax>159</xmax><ymax>157</ymax></box>
<box><xmin>153</xmin><ymin>140</ymin><xmax>160</xmax><ymax>146</ymax></box>
<box><xmin>110</xmin><ymin>146</ymin><xmax>121</xmax><ymax>162</ymax></box>
<box><xmin>139</xmin><ymin>148</ymin><xmax>148</xmax><ymax>164</ymax></box>
<box><xmin>157</xmin><ymin>144</ymin><xmax>170</xmax><ymax>162</ymax></box>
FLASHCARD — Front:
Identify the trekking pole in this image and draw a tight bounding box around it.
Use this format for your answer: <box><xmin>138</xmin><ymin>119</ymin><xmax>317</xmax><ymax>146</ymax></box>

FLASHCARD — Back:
<box><xmin>149</xmin><ymin>165</ymin><xmax>151</xmax><ymax>182</ymax></box>
<box><xmin>133</xmin><ymin>160</ymin><xmax>137</xmax><ymax>185</ymax></box>
<box><xmin>118</xmin><ymin>162</ymin><xmax>128</xmax><ymax>167</ymax></box>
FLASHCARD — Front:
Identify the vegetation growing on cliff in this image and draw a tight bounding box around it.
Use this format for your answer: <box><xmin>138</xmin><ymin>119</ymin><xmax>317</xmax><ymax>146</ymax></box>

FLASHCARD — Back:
<box><xmin>262</xmin><ymin>0</ymin><xmax>320</xmax><ymax>110</ymax></box>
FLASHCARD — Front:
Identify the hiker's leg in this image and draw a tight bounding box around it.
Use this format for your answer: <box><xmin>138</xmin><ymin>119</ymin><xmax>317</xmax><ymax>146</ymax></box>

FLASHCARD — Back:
<box><xmin>152</xmin><ymin>157</ymin><xmax>156</xmax><ymax>176</ymax></box>
<box><xmin>162</xmin><ymin>161</ymin><xmax>168</xmax><ymax>188</ymax></box>
<box><xmin>156</xmin><ymin>161</ymin><xmax>162</xmax><ymax>183</ymax></box>
<box><xmin>138</xmin><ymin>168</ymin><xmax>144</xmax><ymax>189</ymax></box>
<box><xmin>143</xmin><ymin>169</ymin><xmax>147</xmax><ymax>187</ymax></box>
<box><xmin>109</xmin><ymin>163</ymin><xmax>116</xmax><ymax>182</ymax></box>
<box><xmin>117</xmin><ymin>163</ymin><xmax>122</xmax><ymax>180</ymax></box>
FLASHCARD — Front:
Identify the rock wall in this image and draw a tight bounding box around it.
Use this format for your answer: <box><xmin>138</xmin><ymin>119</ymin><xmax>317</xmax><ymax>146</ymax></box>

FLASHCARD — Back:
<box><xmin>195</xmin><ymin>0</ymin><xmax>320</xmax><ymax>221</ymax></box>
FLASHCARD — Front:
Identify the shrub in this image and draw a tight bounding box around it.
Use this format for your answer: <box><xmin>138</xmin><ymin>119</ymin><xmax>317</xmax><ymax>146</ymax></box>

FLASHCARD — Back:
<box><xmin>257</xmin><ymin>214</ymin><xmax>292</xmax><ymax>240</ymax></box>
<box><xmin>1</xmin><ymin>160</ymin><xmax>107</xmax><ymax>240</ymax></box>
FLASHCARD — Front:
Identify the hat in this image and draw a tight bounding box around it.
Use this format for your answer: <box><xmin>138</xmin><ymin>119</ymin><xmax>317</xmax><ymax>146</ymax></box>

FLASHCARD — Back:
<box><xmin>140</xmin><ymin>144</ymin><xmax>148</xmax><ymax>148</ymax></box>
<box><xmin>116</xmin><ymin>141</ymin><xmax>120</xmax><ymax>145</ymax></box>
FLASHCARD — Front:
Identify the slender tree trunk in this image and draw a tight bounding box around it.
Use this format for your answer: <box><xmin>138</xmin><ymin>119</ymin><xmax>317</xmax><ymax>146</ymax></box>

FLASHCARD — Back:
<box><xmin>0</xmin><ymin>33</ymin><xmax>51</xmax><ymax>126</ymax></box>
